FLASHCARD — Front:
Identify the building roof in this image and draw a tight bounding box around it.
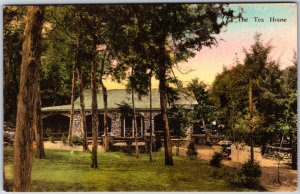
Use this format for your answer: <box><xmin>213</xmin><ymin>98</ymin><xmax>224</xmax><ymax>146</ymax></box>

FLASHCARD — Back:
<box><xmin>41</xmin><ymin>88</ymin><xmax>197</xmax><ymax>112</ymax></box>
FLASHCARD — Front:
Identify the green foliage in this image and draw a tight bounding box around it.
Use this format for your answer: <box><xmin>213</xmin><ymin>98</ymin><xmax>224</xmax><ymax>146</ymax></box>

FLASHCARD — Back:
<box><xmin>72</xmin><ymin>136</ymin><xmax>83</xmax><ymax>146</ymax></box>
<box><xmin>169</xmin><ymin>105</ymin><xmax>192</xmax><ymax>135</ymax></box>
<box><xmin>61</xmin><ymin>134</ymin><xmax>67</xmax><ymax>145</ymax></box>
<box><xmin>3</xmin><ymin>7</ymin><xmax>25</xmax><ymax>122</ymax></box>
<box><xmin>124</xmin><ymin>138</ymin><xmax>133</xmax><ymax>156</ymax></box>
<box><xmin>155</xmin><ymin>134</ymin><xmax>162</xmax><ymax>151</ymax></box>
<box><xmin>210</xmin><ymin>34</ymin><xmax>297</xmax><ymax>151</ymax></box>
<box><xmin>210</xmin><ymin>63</ymin><xmax>249</xmax><ymax>137</ymax></box>
<box><xmin>233</xmin><ymin>110</ymin><xmax>264</xmax><ymax>143</ymax></box>
<box><xmin>237</xmin><ymin>176</ymin><xmax>261</xmax><ymax>189</ymax></box>
<box><xmin>235</xmin><ymin>160</ymin><xmax>262</xmax><ymax>189</ymax></box>
<box><xmin>105</xmin><ymin>4</ymin><xmax>240</xmax><ymax>108</ymax></box>
<box><xmin>116</xmin><ymin>101</ymin><xmax>133</xmax><ymax>117</ymax></box>
<box><xmin>41</xmin><ymin>6</ymin><xmax>78</xmax><ymax>107</ymax></box>
<box><xmin>241</xmin><ymin>160</ymin><xmax>261</xmax><ymax>178</ymax></box>
<box><xmin>49</xmin><ymin>135</ymin><xmax>55</xmax><ymax>143</ymax></box>
<box><xmin>186</xmin><ymin>140</ymin><xmax>198</xmax><ymax>160</ymax></box>
<box><xmin>187</xmin><ymin>78</ymin><xmax>216</xmax><ymax>131</ymax></box>
<box><xmin>210</xmin><ymin>152</ymin><xmax>223</xmax><ymax>167</ymax></box>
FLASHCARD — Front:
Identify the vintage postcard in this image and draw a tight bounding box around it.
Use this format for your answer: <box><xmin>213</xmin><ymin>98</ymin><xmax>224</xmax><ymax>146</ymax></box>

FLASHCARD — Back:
<box><xmin>3</xmin><ymin>2</ymin><xmax>297</xmax><ymax>192</ymax></box>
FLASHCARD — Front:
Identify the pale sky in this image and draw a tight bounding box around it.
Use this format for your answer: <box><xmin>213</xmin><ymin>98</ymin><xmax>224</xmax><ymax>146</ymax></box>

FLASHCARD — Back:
<box><xmin>104</xmin><ymin>3</ymin><xmax>297</xmax><ymax>89</ymax></box>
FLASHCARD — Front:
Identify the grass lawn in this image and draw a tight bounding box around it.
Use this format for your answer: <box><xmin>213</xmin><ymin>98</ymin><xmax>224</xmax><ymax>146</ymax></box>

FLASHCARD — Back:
<box><xmin>4</xmin><ymin>146</ymin><xmax>253</xmax><ymax>192</ymax></box>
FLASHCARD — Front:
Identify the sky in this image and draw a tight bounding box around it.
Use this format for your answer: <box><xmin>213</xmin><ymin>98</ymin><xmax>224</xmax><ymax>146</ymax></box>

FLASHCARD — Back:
<box><xmin>104</xmin><ymin>3</ymin><xmax>297</xmax><ymax>89</ymax></box>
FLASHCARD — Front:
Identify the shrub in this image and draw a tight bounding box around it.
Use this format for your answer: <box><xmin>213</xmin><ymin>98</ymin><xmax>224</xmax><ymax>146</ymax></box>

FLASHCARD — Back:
<box><xmin>186</xmin><ymin>140</ymin><xmax>198</xmax><ymax>160</ymax></box>
<box><xmin>238</xmin><ymin>160</ymin><xmax>262</xmax><ymax>189</ymax></box>
<box><xmin>49</xmin><ymin>135</ymin><xmax>55</xmax><ymax>143</ymax></box>
<box><xmin>238</xmin><ymin>176</ymin><xmax>261</xmax><ymax>189</ymax></box>
<box><xmin>241</xmin><ymin>160</ymin><xmax>261</xmax><ymax>178</ymax></box>
<box><xmin>155</xmin><ymin>135</ymin><xmax>162</xmax><ymax>151</ymax></box>
<box><xmin>123</xmin><ymin>138</ymin><xmax>133</xmax><ymax>155</ymax></box>
<box><xmin>61</xmin><ymin>134</ymin><xmax>67</xmax><ymax>145</ymax></box>
<box><xmin>205</xmin><ymin>140</ymin><xmax>212</xmax><ymax>146</ymax></box>
<box><xmin>72</xmin><ymin>136</ymin><xmax>83</xmax><ymax>146</ymax></box>
<box><xmin>210</xmin><ymin>152</ymin><xmax>223</xmax><ymax>167</ymax></box>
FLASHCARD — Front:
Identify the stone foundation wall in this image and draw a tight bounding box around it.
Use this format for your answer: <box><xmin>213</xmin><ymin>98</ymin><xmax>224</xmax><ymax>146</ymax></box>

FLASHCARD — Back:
<box><xmin>43</xmin><ymin>109</ymin><xmax>161</xmax><ymax>138</ymax></box>
<box><xmin>71</xmin><ymin>110</ymin><xmax>123</xmax><ymax>137</ymax></box>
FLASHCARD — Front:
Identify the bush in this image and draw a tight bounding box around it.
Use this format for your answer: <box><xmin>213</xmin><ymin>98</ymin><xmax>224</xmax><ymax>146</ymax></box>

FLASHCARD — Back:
<box><xmin>49</xmin><ymin>135</ymin><xmax>55</xmax><ymax>143</ymax></box>
<box><xmin>210</xmin><ymin>152</ymin><xmax>223</xmax><ymax>167</ymax></box>
<box><xmin>238</xmin><ymin>176</ymin><xmax>261</xmax><ymax>189</ymax></box>
<box><xmin>155</xmin><ymin>135</ymin><xmax>162</xmax><ymax>151</ymax></box>
<box><xmin>238</xmin><ymin>160</ymin><xmax>262</xmax><ymax>189</ymax></box>
<box><xmin>125</xmin><ymin>138</ymin><xmax>133</xmax><ymax>155</ymax></box>
<box><xmin>186</xmin><ymin>140</ymin><xmax>198</xmax><ymax>160</ymax></box>
<box><xmin>72</xmin><ymin>136</ymin><xmax>83</xmax><ymax>146</ymax></box>
<box><xmin>241</xmin><ymin>160</ymin><xmax>261</xmax><ymax>178</ymax></box>
<box><xmin>61</xmin><ymin>134</ymin><xmax>67</xmax><ymax>145</ymax></box>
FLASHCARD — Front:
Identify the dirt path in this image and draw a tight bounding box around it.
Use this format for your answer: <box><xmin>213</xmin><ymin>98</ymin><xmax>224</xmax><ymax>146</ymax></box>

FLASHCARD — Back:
<box><xmin>42</xmin><ymin>141</ymin><xmax>106</xmax><ymax>152</ymax></box>
<box><xmin>174</xmin><ymin>145</ymin><xmax>297</xmax><ymax>192</ymax></box>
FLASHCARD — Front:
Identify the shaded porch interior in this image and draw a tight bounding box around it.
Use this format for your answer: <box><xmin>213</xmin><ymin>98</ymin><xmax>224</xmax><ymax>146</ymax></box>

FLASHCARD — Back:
<box><xmin>86</xmin><ymin>114</ymin><xmax>112</xmax><ymax>137</ymax></box>
<box><xmin>43</xmin><ymin>114</ymin><xmax>70</xmax><ymax>139</ymax></box>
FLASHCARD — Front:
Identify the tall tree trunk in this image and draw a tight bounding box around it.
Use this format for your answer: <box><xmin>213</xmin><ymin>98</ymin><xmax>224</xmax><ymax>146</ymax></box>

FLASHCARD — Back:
<box><xmin>9</xmin><ymin>58</ymin><xmax>19</xmax><ymax>120</ymax></box>
<box><xmin>261</xmin><ymin>132</ymin><xmax>268</xmax><ymax>155</ymax></box>
<box><xmin>99</xmin><ymin>52</ymin><xmax>109</xmax><ymax>152</ymax></box>
<box><xmin>77</xmin><ymin>65</ymin><xmax>88</xmax><ymax>152</ymax></box>
<box><xmin>201</xmin><ymin>109</ymin><xmax>207</xmax><ymax>131</ymax></box>
<box><xmin>290</xmin><ymin>129</ymin><xmax>297</xmax><ymax>169</ymax></box>
<box><xmin>13</xmin><ymin>6</ymin><xmax>44</xmax><ymax>191</ymax></box>
<box><xmin>91</xmin><ymin>44</ymin><xmax>99</xmax><ymax>168</ymax></box>
<box><xmin>149</xmin><ymin>70</ymin><xmax>153</xmax><ymax>161</ymax></box>
<box><xmin>132</xmin><ymin>68</ymin><xmax>140</xmax><ymax>159</ymax></box>
<box><xmin>249</xmin><ymin>81</ymin><xmax>254</xmax><ymax>164</ymax></box>
<box><xmin>68</xmin><ymin>63</ymin><xmax>76</xmax><ymax>146</ymax></box>
<box><xmin>34</xmin><ymin>91</ymin><xmax>45</xmax><ymax>159</ymax></box>
<box><xmin>102</xmin><ymin>84</ymin><xmax>109</xmax><ymax>151</ymax></box>
<box><xmin>34</xmin><ymin>44</ymin><xmax>45</xmax><ymax>159</ymax></box>
<box><xmin>4</xmin><ymin>165</ymin><xmax>8</xmax><ymax>191</ymax></box>
<box><xmin>159</xmin><ymin>41</ymin><xmax>174</xmax><ymax>166</ymax></box>
<box><xmin>75</xmin><ymin>12</ymin><xmax>88</xmax><ymax>152</ymax></box>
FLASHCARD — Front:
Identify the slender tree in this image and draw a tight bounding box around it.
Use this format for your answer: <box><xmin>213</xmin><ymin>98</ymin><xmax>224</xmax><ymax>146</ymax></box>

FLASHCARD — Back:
<box><xmin>68</xmin><ymin>63</ymin><xmax>76</xmax><ymax>146</ymax></box>
<box><xmin>13</xmin><ymin>6</ymin><xmax>44</xmax><ymax>191</ymax></box>
<box><xmin>34</xmin><ymin>15</ymin><xmax>46</xmax><ymax>157</ymax></box>
<box><xmin>244</xmin><ymin>34</ymin><xmax>272</xmax><ymax>163</ymax></box>
<box><xmin>99</xmin><ymin>51</ymin><xmax>109</xmax><ymax>152</ymax></box>
<box><xmin>158</xmin><ymin>41</ymin><xmax>174</xmax><ymax>165</ymax></box>
<box><xmin>149</xmin><ymin>70</ymin><xmax>153</xmax><ymax>161</ymax></box>
<box><xmin>91</xmin><ymin>42</ymin><xmax>99</xmax><ymax>168</ymax></box>
<box><xmin>249</xmin><ymin>81</ymin><xmax>255</xmax><ymax>163</ymax></box>
<box><xmin>75</xmin><ymin>10</ymin><xmax>89</xmax><ymax>152</ymax></box>
<box><xmin>131</xmin><ymin>68</ymin><xmax>140</xmax><ymax>158</ymax></box>
<box><xmin>34</xmin><ymin>86</ymin><xmax>45</xmax><ymax>159</ymax></box>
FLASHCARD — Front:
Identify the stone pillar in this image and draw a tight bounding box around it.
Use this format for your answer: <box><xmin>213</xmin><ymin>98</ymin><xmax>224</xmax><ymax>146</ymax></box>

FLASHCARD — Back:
<box><xmin>72</xmin><ymin>112</ymin><xmax>82</xmax><ymax>137</ymax></box>
<box><xmin>138</xmin><ymin>110</ymin><xmax>160</xmax><ymax>135</ymax></box>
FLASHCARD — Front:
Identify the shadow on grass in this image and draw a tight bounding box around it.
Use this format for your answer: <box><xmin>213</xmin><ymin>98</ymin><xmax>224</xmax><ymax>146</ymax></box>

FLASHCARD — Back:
<box><xmin>30</xmin><ymin>180</ymin><xmax>96</xmax><ymax>192</ymax></box>
<box><xmin>4</xmin><ymin>148</ymin><xmax>263</xmax><ymax>192</ymax></box>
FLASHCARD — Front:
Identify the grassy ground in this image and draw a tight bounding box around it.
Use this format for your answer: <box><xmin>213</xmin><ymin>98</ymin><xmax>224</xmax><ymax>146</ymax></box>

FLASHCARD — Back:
<box><xmin>4</xmin><ymin>146</ymin><xmax>252</xmax><ymax>192</ymax></box>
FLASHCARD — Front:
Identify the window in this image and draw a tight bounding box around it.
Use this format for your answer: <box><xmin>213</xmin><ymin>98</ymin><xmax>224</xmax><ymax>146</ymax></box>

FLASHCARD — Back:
<box><xmin>122</xmin><ymin>115</ymin><xmax>144</xmax><ymax>137</ymax></box>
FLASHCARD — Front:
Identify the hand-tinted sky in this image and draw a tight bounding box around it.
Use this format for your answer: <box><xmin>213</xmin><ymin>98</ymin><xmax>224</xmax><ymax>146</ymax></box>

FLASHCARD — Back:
<box><xmin>105</xmin><ymin>3</ymin><xmax>297</xmax><ymax>89</ymax></box>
